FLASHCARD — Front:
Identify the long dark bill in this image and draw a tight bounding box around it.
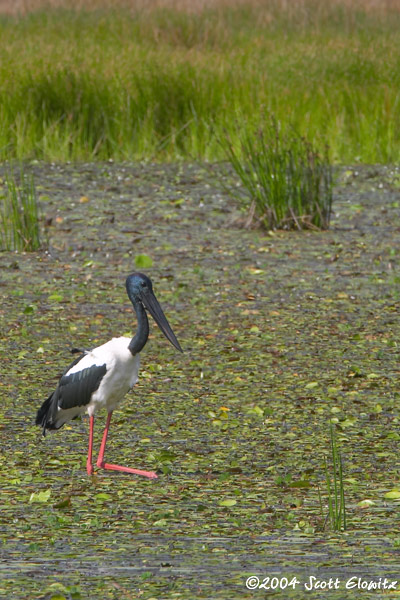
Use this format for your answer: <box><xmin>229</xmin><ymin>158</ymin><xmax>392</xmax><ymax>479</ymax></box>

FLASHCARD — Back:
<box><xmin>142</xmin><ymin>291</ymin><xmax>183</xmax><ymax>353</ymax></box>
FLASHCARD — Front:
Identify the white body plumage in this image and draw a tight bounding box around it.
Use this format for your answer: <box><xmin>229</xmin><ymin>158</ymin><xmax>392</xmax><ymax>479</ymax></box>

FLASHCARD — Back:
<box><xmin>54</xmin><ymin>337</ymin><xmax>140</xmax><ymax>429</ymax></box>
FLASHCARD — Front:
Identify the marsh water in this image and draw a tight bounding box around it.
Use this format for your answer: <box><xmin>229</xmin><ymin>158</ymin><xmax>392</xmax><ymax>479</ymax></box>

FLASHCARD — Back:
<box><xmin>1</xmin><ymin>163</ymin><xmax>400</xmax><ymax>599</ymax></box>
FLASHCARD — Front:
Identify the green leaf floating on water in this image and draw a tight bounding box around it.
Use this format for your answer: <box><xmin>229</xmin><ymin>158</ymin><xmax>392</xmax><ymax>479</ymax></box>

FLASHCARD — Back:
<box><xmin>357</xmin><ymin>499</ymin><xmax>375</xmax><ymax>508</ymax></box>
<box><xmin>135</xmin><ymin>254</ymin><xmax>153</xmax><ymax>268</ymax></box>
<box><xmin>23</xmin><ymin>304</ymin><xmax>36</xmax><ymax>314</ymax></box>
<box><xmin>385</xmin><ymin>490</ymin><xmax>400</xmax><ymax>500</ymax></box>
<box><xmin>95</xmin><ymin>493</ymin><xmax>112</xmax><ymax>501</ymax></box>
<box><xmin>289</xmin><ymin>480</ymin><xmax>311</xmax><ymax>489</ymax></box>
<box><xmin>219</xmin><ymin>499</ymin><xmax>237</xmax><ymax>507</ymax></box>
<box><xmin>153</xmin><ymin>519</ymin><xmax>168</xmax><ymax>527</ymax></box>
<box><xmin>48</xmin><ymin>293</ymin><xmax>63</xmax><ymax>302</ymax></box>
<box><xmin>29</xmin><ymin>489</ymin><xmax>51</xmax><ymax>503</ymax></box>
<box><xmin>53</xmin><ymin>497</ymin><xmax>72</xmax><ymax>509</ymax></box>
<box><xmin>305</xmin><ymin>381</ymin><xmax>319</xmax><ymax>389</ymax></box>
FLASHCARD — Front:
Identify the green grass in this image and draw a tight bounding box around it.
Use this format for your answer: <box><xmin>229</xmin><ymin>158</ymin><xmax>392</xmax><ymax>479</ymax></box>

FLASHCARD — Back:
<box><xmin>221</xmin><ymin>119</ymin><xmax>333</xmax><ymax>230</ymax></box>
<box><xmin>0</xmin><ymin>167</ymin><xmax>41</xmax><ymax>251</ymax></box>
<box><xmin>0</xmin><ymin>1</ymin><xmax>400</xmax><ymax>162</ymax></box>
<box><xmin>318</xmin><ymin>424</ymin><xmax>347</xmax><ymax>532</ymax></box>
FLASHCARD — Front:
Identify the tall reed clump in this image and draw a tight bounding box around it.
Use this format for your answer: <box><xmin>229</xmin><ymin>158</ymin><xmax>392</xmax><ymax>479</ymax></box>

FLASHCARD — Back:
<box><xmin>222</xmin><ymin>119</ymin><xmax>333</xmax><ymax>230</ymax></box>
<box><xmin>0</xmin><ymin>168</ymin><xmax>41</xmax><ymax>251</ymax></box>
<box><xmin>318</xmin><ymin>424</ymin><xmax>347</xmax><ymax>532</ymax></box>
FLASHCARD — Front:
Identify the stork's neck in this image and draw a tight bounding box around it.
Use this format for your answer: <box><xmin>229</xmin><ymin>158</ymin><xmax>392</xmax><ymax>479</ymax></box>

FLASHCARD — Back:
<box><xmin>128</xmin><ymin>300</ymin><xmax>149</xmax><ymax>355</ymax></box>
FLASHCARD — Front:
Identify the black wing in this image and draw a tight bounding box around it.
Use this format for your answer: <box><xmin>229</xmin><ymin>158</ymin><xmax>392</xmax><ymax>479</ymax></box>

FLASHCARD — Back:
<box><xmin>58</xmin><ymin>363</ymin><xmax>107</xmax><ymax>410</ymax></box>
<box><xmin>36</xmin><ymin>353</ymin><xmax>107</xmax><ymax>434</ymax></box>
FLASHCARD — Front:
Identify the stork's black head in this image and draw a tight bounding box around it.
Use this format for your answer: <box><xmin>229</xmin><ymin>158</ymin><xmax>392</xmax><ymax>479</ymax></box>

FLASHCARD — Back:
<box><xmin>126</xmin><ymin>273</ymin><xmax>183</xmax><ymax>353</ymax></box>
<box><xmin>126</xmin><ymin>272</ymin><xmax>153</xmax><ymax>301</ymax></box>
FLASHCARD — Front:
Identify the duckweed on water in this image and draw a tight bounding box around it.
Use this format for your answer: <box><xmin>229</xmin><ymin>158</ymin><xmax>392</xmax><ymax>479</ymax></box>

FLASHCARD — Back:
<box><xmin>0</xmin><ymin>162</ymin><xmax>399</xmax><ymax>599</ymax></box>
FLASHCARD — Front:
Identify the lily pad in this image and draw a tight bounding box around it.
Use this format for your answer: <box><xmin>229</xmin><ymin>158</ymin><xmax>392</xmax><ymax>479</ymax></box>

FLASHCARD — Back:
<box><xmin>135</xmin><ymin>254</ymin><xmax>153</xmax><ymax>268</ymax></box>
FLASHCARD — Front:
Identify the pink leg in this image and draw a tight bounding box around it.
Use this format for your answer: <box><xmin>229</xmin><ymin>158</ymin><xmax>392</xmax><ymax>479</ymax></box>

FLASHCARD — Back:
<box><xmin>96</xmin><ymin>411</ymin><xmax>158</xmax><ymax>479</ymax></box>
<box><xmin>86</xmin><ymin>416</ymin><xmax>94</xmax><ymax>475</ymax></box>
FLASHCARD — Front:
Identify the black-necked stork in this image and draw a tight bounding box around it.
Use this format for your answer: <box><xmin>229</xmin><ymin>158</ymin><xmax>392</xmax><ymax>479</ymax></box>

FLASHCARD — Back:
<box><xmin>36</xmin><ymin>272</ymin><xmax>182</xmax><ymax>479</ymax></box>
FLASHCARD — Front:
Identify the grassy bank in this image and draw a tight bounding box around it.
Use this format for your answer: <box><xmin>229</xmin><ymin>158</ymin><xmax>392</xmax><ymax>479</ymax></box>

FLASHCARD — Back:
<box><xmin>0</xmin><ymin>0</ymin><xmax>400</xmax><ymax>162</ymax></box>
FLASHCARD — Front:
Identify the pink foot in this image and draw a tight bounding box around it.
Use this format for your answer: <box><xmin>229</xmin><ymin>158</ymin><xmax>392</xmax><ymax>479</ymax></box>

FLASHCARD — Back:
<box><xmin>95</xmin><ymin>412</ymin><xmax>157</xmax><ymax>478</ymax></box>
<box><xmin>97</xmin><ymin>460</ymin><xmax>158</xmax><ymax>479</ymax></box>
<box><xmin>86</xmin><ymin>461</ymin><xmax>94</xmax><ymax>476</ymax></box>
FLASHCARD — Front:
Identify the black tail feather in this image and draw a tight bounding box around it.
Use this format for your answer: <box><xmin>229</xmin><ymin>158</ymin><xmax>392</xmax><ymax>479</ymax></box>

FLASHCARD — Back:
<box><xmin>35</xmin><ymin>392</ymin><xmax>56</xmax><ymax>436</ymax></box>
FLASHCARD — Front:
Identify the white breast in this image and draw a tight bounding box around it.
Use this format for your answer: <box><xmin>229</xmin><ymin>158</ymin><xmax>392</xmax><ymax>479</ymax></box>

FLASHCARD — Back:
<box><xmin>82</xmin><ymin>337</ymin><xmax>141</xmax><ymax>416</ymax></box>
